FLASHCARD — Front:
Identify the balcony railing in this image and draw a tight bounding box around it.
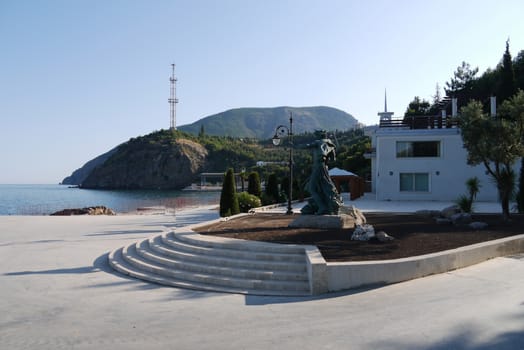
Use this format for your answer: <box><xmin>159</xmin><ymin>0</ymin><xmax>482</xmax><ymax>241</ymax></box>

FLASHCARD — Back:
<box><xmin>379</xmin><ymin>115</ymin><xmax>458</xmax><ymax>129</ymax></box>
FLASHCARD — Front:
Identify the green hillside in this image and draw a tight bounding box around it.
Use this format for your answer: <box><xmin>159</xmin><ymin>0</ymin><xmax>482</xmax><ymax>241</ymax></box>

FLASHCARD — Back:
<box><xmin>179</xmin><ymin>106</ymin><xmax>358</xmax><ymax>138</ymax></box>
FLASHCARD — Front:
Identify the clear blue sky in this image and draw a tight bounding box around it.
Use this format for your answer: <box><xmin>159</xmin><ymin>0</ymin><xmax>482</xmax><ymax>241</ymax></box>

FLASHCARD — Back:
<box><xmin>1</xmin><ymin>0</ymin><xmax>524</xmax><ymax>184</ymax></box>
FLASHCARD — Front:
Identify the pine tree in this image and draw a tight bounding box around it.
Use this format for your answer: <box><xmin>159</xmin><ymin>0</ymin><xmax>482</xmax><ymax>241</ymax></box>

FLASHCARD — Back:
<box><xmin>219</xmin><ymin>168</ymin><xmax>239</xmax><ymax>217</ymax></box>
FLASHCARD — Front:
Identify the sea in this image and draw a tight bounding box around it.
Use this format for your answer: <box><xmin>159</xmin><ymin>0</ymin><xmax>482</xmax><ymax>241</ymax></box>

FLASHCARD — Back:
<box><xmin>0</xmin><ymin>184</ymin><xmax>220</xmax><ymax>215</ymax></box>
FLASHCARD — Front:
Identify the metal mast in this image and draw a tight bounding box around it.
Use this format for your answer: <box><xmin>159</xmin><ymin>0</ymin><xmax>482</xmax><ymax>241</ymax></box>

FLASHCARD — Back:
<box><xmin>168</xmin><ymin>63</ymin><xmax>179</xmax><ymax>130</ymax></box>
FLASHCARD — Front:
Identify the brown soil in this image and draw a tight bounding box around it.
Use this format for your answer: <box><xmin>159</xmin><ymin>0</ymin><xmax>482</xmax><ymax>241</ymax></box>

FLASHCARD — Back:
<box><xmin>194</xmin><ymin>212</ymin><xmax>524</xmax><ymax>262</ymax></box>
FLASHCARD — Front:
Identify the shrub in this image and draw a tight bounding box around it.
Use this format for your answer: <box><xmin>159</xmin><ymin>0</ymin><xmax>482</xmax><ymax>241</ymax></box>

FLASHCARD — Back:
<box><xmin>237</xmin><ymin>192</ymin><xmax>262</xmax><ymax>213</ymax></box>
<box><xmin>219</xmin><ymin>168</ymin><xmax>240</xmax><ymax>217</ymax></box>
<box><xmin>456</xmin><ymin>194</ymin><xmax>473</xmax><ymax>213</ymax></box>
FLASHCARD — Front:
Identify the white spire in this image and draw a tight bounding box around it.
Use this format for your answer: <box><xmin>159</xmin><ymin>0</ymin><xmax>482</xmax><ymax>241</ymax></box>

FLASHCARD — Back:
<box><xmin>378</xmin><ymin>88</ymin><xmax>394</xmax><ymax>121</ymax></box>
<box><xmin>384</xmin><ymin>89</ymin><xmax>388</xmax><ymax>113</ymax></box>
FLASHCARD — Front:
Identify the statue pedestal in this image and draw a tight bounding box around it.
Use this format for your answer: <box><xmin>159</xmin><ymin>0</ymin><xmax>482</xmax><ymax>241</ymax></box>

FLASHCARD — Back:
<box><xmin>289</xmin><ymin>214</ymin><xmax>356</xmax><ymax>229</ymax></box>
<box><xmin>289</xmin><ymin>205</ymin><xmax>366</xmax><ymax>229</ymax></box>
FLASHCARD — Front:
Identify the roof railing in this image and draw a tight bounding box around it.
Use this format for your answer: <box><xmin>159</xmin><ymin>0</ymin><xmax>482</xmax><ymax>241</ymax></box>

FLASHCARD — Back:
<box><xmin>379</xmin><ymin>115</ymin><xmax>458</xmax><ymax>129</ymax></box>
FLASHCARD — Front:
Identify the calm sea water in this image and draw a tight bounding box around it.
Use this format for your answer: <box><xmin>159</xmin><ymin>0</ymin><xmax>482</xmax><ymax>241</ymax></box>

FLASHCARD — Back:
<box><xmin>0</xmin><ymin>184</ymin><xmax>220</xmax><ymax>215</ymax></box>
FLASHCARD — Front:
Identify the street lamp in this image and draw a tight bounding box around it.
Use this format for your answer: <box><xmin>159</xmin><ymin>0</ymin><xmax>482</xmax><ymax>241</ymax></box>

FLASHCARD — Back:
<box><xmin>272</xmin><ymin>112</ymin><xmax>294</xmax><ymax>215</ymax></box>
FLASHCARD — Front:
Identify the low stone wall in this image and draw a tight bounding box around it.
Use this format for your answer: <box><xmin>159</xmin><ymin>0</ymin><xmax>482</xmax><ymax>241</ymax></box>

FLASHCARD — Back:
<box><xmin>325</xmin><ymin>234</ymin><xmax>524</xmax><ymax>292</ymax></box>
<box><xmin>304</xmin><ymin>246</ymin><xmax>328</xmax><ymax>295</ymax></box>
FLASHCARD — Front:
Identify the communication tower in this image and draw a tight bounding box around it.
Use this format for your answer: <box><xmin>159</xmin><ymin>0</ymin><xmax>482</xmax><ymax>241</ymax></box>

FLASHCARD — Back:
<box><xmin>168</xmin><ymin>64</ymin><xmax>179</xmax><ymax>130</ymax></box>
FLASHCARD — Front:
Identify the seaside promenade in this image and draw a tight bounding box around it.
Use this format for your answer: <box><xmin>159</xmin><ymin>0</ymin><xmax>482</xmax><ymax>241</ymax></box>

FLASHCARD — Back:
<box><xmin>1</xmin><ymin>198</ymin><xmax>523</xmax><ymax>349</ymax></box>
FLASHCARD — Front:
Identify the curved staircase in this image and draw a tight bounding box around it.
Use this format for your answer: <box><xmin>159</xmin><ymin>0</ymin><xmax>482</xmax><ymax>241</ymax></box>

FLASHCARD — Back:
<box><xmin>108</xmin><ymin>229</ymin><xmax>312</xmax><ymax>296</ymax></box>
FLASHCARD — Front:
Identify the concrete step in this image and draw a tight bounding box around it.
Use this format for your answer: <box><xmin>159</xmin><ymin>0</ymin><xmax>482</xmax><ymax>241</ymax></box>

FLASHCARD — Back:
<box><xmin>174</xmin><ymin>230</ymin><xmax>306</xmax><ymax>254</ymax></box>
<box><xmin>108</xmin><ymin>228</ymin><xmax>314</xmax><ymax>296</ymax></box>
<box><xmin>150</xmin><ymin>235</ymin><xmax>307</xmax><ymax>273</ymax></box>
<box><xmin>162</xmin><ymin>232</ymin><xmax>306</xmax><ymax>263</ymax></box>
<box><xmin>109</xmin><ymin>247</ymin><xmax>309</xmax><ymax>296</ymax></box>
<box><xmin>136</xmin><ymin>239</ymin><xmax>308</xmax><ymax>282</ymax></box>
<box><xmin>118</xmin><ymin>244</ymin><xmax>310</xmax><ymax>294</ymax></box>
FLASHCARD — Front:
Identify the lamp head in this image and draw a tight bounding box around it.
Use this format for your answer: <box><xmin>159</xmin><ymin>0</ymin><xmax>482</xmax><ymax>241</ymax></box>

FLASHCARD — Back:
<box><xmin>272</xmin><ymin>134</ymin><xmax>281</xmax><ymax>146</ymax></box>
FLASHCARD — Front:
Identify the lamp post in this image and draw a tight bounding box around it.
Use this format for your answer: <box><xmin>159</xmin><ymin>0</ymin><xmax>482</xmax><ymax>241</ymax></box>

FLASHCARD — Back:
<box><xmin>272</xmin><ymin>112</ymin><xmax>294</xmax><ymax>215</ymax></box>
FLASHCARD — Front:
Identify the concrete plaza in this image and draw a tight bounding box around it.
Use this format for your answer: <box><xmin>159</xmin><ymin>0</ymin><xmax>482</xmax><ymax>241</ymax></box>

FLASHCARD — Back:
<box><xmin>1</xmin><ymin>202</ymin><xmax>523</xmax><ymax>349</ymax></box>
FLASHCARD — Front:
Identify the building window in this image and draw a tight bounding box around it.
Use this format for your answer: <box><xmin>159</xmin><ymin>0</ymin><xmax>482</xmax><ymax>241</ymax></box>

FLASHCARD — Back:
<box><xmin>396</xmin><ymin>141</ymin><xmax>440</xmax><ymax>157</ymax></box>
<box><xmin>400</xmin><ymin>173</ymin><xmax>429</xmax><ymax>192</ymax></box>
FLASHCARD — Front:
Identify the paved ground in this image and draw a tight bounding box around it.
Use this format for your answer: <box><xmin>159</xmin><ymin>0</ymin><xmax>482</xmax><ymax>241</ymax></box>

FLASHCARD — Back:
<box><xmin>1</xmin><ymin>201</ymin><xmax>523</xmax><ymax>349</ymax></box>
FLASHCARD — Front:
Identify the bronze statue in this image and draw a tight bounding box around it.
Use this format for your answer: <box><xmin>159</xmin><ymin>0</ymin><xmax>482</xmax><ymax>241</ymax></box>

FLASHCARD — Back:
<box><xmin>301</xmin><ymin>131</ymin><xmax>342</xmax><ymax>215</ymax></box>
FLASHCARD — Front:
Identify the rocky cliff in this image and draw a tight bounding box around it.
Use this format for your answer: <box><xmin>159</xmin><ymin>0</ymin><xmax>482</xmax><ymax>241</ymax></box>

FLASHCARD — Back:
<box><xmin>77</xmin><ymin>131</ymin><xmax>208</xmax><ymax>190</ymax></box>
<box><xmin>62</xmin><ymin>146</ymin><xmax>119</xmax><ymax>185</ymax></box>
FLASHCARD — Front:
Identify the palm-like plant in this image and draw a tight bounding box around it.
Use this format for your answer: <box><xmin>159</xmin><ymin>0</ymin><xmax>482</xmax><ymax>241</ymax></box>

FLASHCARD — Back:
<box><xmin>456</xmin><ymin>177</ymin><xmax>481</xmax><ymax>213</ymax></box>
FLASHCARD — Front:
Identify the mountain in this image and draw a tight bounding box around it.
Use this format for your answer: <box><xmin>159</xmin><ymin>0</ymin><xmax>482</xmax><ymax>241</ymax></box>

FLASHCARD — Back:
<box><xmin>178</xmin><ymin>106</ymin><xmax>358</xmax><ymax>138</ymax></box>
<box><xmin>62</xmin><ymin>106</ymin><xmax>360</xmax><ymax>190</ymax></box>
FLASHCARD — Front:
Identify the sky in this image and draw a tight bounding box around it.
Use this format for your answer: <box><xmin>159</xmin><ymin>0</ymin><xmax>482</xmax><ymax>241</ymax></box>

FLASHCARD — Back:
<box><xmin>1</xmin><ymin>0</ymin><xmax>524</xmax><ymax>184</ymax></box>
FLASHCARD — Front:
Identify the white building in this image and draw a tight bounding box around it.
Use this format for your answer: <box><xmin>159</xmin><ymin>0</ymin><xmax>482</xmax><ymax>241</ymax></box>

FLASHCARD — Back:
<box><xmin>366</xmin><ymin>96</ymin><xmax>516</xmax><ymax>201</ymax></box>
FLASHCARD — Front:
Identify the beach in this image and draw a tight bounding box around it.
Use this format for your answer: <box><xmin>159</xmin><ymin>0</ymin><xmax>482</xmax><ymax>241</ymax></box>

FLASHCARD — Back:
<box><xmin>1</xmin><ymin>202</ymin><xmax>524</xmax><ymax>349</ymax></box>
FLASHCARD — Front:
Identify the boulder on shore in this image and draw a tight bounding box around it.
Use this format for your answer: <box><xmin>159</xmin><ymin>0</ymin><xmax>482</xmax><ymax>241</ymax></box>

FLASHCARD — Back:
<box><xmin>50</xmin><ymin>206</ymin><xmax>116</xmax><ymax>216</ymax></box>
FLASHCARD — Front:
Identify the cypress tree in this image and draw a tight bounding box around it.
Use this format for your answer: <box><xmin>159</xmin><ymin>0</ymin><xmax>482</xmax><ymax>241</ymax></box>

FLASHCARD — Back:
<box><xmin>498</xmin><ymin>39</ymin><xmax>517</xmax><ymax>103</ymax></box>
<box><xmin>219</xmin><ymin>168</ymin><xmax>240</xmax><ymax>217</ymax></box>
<box><xmin>247</xmin><ymin>171</ymin><xmax>261</xmax><ymax>197</ymax></box>
<box><xmin>265</xmin><ymin>173</ymin><xmax>280</xmax><ymax>203</ymax></box>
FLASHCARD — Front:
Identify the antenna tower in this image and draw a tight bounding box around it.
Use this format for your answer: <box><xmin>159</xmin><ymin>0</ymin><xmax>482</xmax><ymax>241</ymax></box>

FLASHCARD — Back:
<box><xmin>168</xmin><ymin>63</ymin><xmax>179</xmax><ymax>130</ymax></box>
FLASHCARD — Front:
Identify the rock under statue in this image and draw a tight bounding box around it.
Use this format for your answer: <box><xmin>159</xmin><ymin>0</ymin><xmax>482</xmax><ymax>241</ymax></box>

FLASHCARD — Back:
<box><xmin>301</xmin><ymin>132</ymin><xmax>343</xmax><ymax>215</ymax></box>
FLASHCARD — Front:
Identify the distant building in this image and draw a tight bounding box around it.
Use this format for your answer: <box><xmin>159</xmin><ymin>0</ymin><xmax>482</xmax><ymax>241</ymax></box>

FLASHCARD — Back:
<box><xmin>365</xmin><ymin>96</ymin><xmax>518</xmax><ymax>201</ymax></box>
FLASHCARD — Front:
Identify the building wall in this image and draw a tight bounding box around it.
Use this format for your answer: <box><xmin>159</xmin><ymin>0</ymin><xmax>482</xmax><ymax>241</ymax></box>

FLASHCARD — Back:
<box><xmin>371</xmin><ymin>128</ymin><xmax>511</xmax><ymax>201</ymax></box>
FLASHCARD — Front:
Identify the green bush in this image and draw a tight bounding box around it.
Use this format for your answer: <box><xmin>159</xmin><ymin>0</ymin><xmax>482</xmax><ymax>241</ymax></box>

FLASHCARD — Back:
<box><xmin>219</xmin><ymin>168</ymin><xmax>240</xmax><ymax>217</ymax></box>
<box><xmin>237</xmin><ymin>192</ymin><xmax>262</xmax><ymax>213</ymax></box>
<box><xmin>456</xmin><ymin>194</ymin><xmax>473</xmax><ymax>213</ymax></box>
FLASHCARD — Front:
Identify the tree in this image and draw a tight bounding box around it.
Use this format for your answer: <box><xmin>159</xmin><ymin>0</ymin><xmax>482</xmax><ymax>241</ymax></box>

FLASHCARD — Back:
<box><xmin>497</xmin><ymin>39</ymin><xmax>517</xmax><ymax>103</ymax></box>
<box><xmin>444</xmin><ymin>61</ymin><xmax>480</xmax><ymax>113</ymax></box>
<box><xmin>459</xmin><ymin>93</ymin><xmax>524</xmax><ymax>220</ymax></box>
<box><xmin>219</xmin><ymin>168</ymin><xmax>240</xmax><ymax>217</ymax></box>
<box><xmin>404</xmin><ymin>96</ymin><xmax>431</xmax><ymax>117</ymax></box>
<box><xmin>445</xmin><ymin>61</ymin><xmax>479</xmax><ymax>95</ymax></box>
<box><xmin>499</xmin><ymin>90</ymin><xmax>524</xmax><ymax>213</ymax></box>
<box><xmin>514</xmin><ymin>50</ymin><xmax>524</xmax><ymax>91</ymax></box>
<box><xmin>247</xmin><ymin>171</ymin><xmax>261</xmax><ymax>197</ymax></box>
<box><xmin>433</xmin><ymin>83</ymin><xmax>442</xmax><ymax>106</ymax></box>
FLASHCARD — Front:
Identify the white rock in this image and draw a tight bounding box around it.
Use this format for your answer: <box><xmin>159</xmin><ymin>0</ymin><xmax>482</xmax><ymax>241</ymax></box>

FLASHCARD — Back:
<box><xmin>441</xmin><ymin>205</ymin><xmax>461</xmax><ymax>219</ymax></box>
<box><xmin>351</xmin><ymin>224</ymin><xmax>375</xmax><ymax>241</ymax></box>
<box><xmin>376</xmin><ymin>230</ymin><xmax>395</xmax><ymax>242</ymax></box>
